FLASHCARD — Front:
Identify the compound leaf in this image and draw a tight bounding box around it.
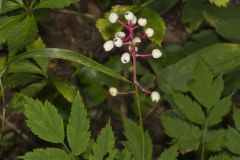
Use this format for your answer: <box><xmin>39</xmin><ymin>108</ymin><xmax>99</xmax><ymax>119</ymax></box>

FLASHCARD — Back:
<box><xmin>158</xmin><ymin>146</ymin><xmax>178</xmax><ymax>160</ymax></box>
<box><xmin>225</xmin><ymin>127</ymin><xmax>240</xmax><ymax>155</ymax></box>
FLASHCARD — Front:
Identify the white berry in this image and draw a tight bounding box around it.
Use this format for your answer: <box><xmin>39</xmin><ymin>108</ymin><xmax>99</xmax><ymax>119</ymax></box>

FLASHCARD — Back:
<box><xmin>129</xmin><ymin>16</ymin><xmax>137</xmax><ymax>24</ymax></box>
<box><xmin>133</xmin><ymin>37</ymin><xmax>141</xmax><ymax>44</ymax></box>
<box><xmin>103</xmin><ymin>40</ymin><xmax>114</xmax><ymax>52</ymax></box>
<box><xmin>152</xmin><ymin>49</ymin><xmax>162</xmax><ymax>58</ymax></box>
<box><xmin>145</xmin><ymin>28</ymin><xmax>154</xmax><ymax>37</ymax></box>
<box><xmin>151</xmin><ymin>91</ymin><xmax>160</xmax><ymax>102</ymax></box>
<box><xmin>115</xmin><ymin>32</ymin><xmax>126</xmax><ymax>38</ymax></box>
<box><xmin>109</xmin><ymin>87</ymin><xmax>118</xmax><ymax>96</ymax></box>
<box><xmin>124</xmin><ymin>11</ymin><xmax>135</xmax><ymax>21</ymax></box>
<box><xmin>109</xmin><ymin>12</ymin><xmax>118</xmax><ymax>23</ymax></box>
<box><xmin>138</xmin><ymin>18</ymin><xmax>147</xmax><ymax>26</ymax></box>
<box><xmin>113</xmin><ymin>37</ymin><xmax>123</xmax><ymax>47</ymax></box>
<box><xmin>121</xmin><ymin>53</ymin><xmax>131</xmax><ymax>64</ymax></box>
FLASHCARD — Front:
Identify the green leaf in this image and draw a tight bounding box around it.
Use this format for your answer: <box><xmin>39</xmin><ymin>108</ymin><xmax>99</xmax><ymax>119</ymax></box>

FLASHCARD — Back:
<box><xmin>182</xmin><ymin>0</ymin><xmax>205</xmax><ymax>32</ymax></box>
<box><xmin>150</xmin><ymin>0</ymin><xmax>179</xmax><ymax>16</ymax></box>
<box><xmin>8</xmin><ymin>48</ymin><xmax>130</xmax><ymax>83</ymax></box>
<box><xmin>20</xmin><ymin>148</ymin><xmax>71</xmax><ymax>160</ymax></box>
<box><xmin>152</xmin><ymin>43</ymin><xmax>240</xmax><ymax>92</ymax></box>
<box><xmin>89</xmin><ymin>123</ymin><xmax>116</xmax><ymax>160</ymax></box>
<box><xmin>158</xmin><ymin>146</ymin><xmax>178</xmax><ymax>160</ymax></box>
<box><xmin>208</xmin><ymin>96</ymin><xmax>231</xmax><ymax>126</ymax></box>
<box><xmin>172</xmin><ymin>93</ymin><xmax>205</xmax><ymax>125</ymax></box>
<box><xmin>96</xmin><ymin>5</ymin><xmax>137</xmax><ymax>40</ymax></box>
<box><xmin>161</xmin><ymin>114</ymin><xmax>201</xmax><ymax>151</ymax></box>
<box><xmin>67</xmin><ymin>93</ymin><xmax>90</xmax><ymax>156</ymax></box>
<box><xmin>208</xmin><ymin>153</ymin><xmax>232</xmax><ymax>160</ymax></box>
<box><xmin>35</xmin><ymin>0</ymin><xmax>79</xmax><ymax>9</ymax></box>
<box><xmin>233</xmin><ymin>107</ymin><xmax>240</xmax><ymax>131</ymax></box>
<box><xmin>208</xmin><ymin>0</ymin><xmax>230</xmax><ymax>7</ymax></box>
<box><xmin>24</xmin><ymin>98</ymin><xmax>64</xmax><ymax>143</ymax></box>
<box><xmin>139</xmin><ymin>7</ymin><xmax>166</xmax><ymax>45</ymax></box>
<box><xmin>118</xmin><ymin>148</ymin><xmax>133</xmax><ymax>160</ymax></box>
<box><xmin>204</xmin><ymin>5</ymin><xmax>240</xmax><ymax>42</ymax></box>
<box><xmin>206</xmin><ymin>129</ymin><xmax>226</xmax><ymax>151</ymax></box>
<box><xmin>0</xmin><ymin>0</ymin><xmax>22</xmax><ymax>14</ymax></box>
<box><xmin>20</xmin><ymin>80</ymin><xmax>47</xmax><ymax>96</ymax></box>
<box><xmin>50</xmin><ymin>76</ymin><xmax>78</xmax><ymax>103</ymax></box>
<box><xmin>189</xmin><ymin>59</ymin><xmax>224</xmax><ymax>109</ymax></box>
<box><xmin>8</xmin><ymin>60</ymin><xmax>44</xmax><ymax>75</ymax></box>
<box><xmin>225</xmin><ymin>127</ymin><xmax>240</xmax><ymax>155</ymax></box>
<box><xmin>123</xmin><ymin>118</ymin><xmax>153</xmax><ymax>160</ymax></box>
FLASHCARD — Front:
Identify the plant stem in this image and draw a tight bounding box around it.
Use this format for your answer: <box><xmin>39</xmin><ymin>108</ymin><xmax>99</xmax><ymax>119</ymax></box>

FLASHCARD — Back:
<box><xmin>130</xmin><ymin>26</ymin><xmax>145</xmax><ymax>160</ymax></box>
<box><xmin>201</xmin><ymin>117</ymin><xmax>208</xmax><ymax>160</ymax></box>
<box><xmin>0</xmin><ymin>78</ymin><xmax>5</xmax><ymax>140</ymax></box>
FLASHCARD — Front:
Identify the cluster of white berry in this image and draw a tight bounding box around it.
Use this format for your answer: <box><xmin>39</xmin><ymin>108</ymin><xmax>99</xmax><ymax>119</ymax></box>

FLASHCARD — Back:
<box><xmin>104</xmin><ymin>11</ymin><xmax>161</xmax><ymax>103</ymax></box>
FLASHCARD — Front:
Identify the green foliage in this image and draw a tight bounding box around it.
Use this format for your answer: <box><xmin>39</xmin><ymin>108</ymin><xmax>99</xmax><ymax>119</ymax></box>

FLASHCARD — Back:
<box><xmin>209</xmin><ymin>0</ymin><xmax>230</xmax><ymax>7</ymax></box>
<box><xmin>89</xmin><ymin>124</ymin><xmax>116</xmax><ymax>160</ymax></box>
<box><xmin>161</xmin><ymin>58</ymin><xmax>232</xmax><ymax>156</ymax></box>
<box><xmin>20</xmin><ymin>148</ymin><xmax>72</xmax><ymax>160</ymax></box>
<box><xmin>158</xmin><ymin>146</ymin><xmax>178</xmax><ymax>160</ymax></box>
<box><xmin>67</xmin><ymin>93</ymin><xmax>90</xmax><ymax>156</ymax></box>
<box><xmin>24</xmin><ymin>97</ymin><xmax>65</xmax><ymax>143</ymax></box>
<box><xmin>35</xmin><ymin>0</ymin><xmax>79</xmax><ymax>9</ymax></box>
<box><xmin>123</xmin><ymin>118</ymin><xmax>153</xmax><ymax>160</ymax></box>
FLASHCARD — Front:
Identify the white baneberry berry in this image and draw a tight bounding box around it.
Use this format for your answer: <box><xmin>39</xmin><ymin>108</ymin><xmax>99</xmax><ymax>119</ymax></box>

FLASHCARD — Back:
<box><xmin>109</xmin><ymin>12</ymin><xmax>118</xmax><ymax>23</ymax></box>
<box><xmin>138</xmin><ymin>18</ymin><xmax>147</xmax><ymax>26</ymax></box>
<box><xmin>152</xmin><ymin>49</ymin><xmax>162</xmax><ymax>58</ymax></box>
<box><xmin>129</xmin><ymin>16</ymin><xmax>137</xmax><ymax>24</ymax></box>
<box><xmin>145</xmin><ymin>28</ymin><xmax>154</xmax><ymax>37</ymax></box>
<box><xmin>121</xmin><ymin>53</ymin><xmax>131</xmax><ymax>64</ymax></box>
<box><xmin>113</xmin><ymin>37</ymin><xmax>123</xmax><ymax>47</ymax></box>
<box><xmin>103</xmin><ymin>40</ymin><xmax>114</xmax><ymax>51</ymax></box>
<box><xmin>151</xmin><ymin>91</ymin><xmax>160</xmax><ymax>102</ymax></box>
<box><xmin>124</xmin><ymin>11</ymin><xmax>135</xmax><ymax>21</ymax></box>
<box><xmin>115</xmin><ymin>32</ymin><xmax>126</xmax><ymax>38</ymax></box>
<box><xmin>109</xmin><ymin>87</ymin><xmax>118</xmax><ymax>96</ymax></box>
<box><xmin>133</xmin><ymin>37</ymin><xmax>141</xmax><ymax>44</ymax></box>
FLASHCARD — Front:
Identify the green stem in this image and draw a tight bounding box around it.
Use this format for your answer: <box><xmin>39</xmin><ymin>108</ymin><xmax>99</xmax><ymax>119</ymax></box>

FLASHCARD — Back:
<box><xmin>201</xmin><ymin>117</ymin><xmax>208</xmax><ymax>160</ymax></box>
<box><xmin>0</xmin><ymin>78</ymin><xmax>5</xmax><ymax>140</ymax></box>
<box><xmin>62</xmin><ymin>143</ymin><xmax>75</xmax><ymax>160</ymax></box>
<box><xmin>29</xmin><ymin>0</ymin><xmax>36</xmax><ymax>10</ymax></box>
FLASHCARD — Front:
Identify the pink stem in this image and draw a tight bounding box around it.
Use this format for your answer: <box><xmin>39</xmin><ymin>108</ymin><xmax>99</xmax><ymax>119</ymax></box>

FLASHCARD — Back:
<box><xmin>117</xmin><ymin>19</ymin><xmax>129</xmax><ymax>29</ymax></box>
<box><xmin>136</xmin><ymin>54</ymin><xmax>152</xmax><ymax>58</ymax></box>
<box><xmin>117</xmin><ymin>91</ymin><xmax>135</xmax><ymax>95</ymax></box>
<box><xmin>140</xmin><ymin>34</ymin><xmax>147</xmax><ymax>39</ymax></box>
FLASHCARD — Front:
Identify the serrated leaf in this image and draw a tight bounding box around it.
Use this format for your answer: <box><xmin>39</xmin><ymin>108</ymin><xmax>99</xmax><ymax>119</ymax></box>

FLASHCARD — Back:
<box><xmin>225</xmin><ymin>127</ymin><xmax>240</xmax><ymax>155</ymax></box>
<box><xmin>208</xmin><ymin>153</ymin><xmax>232</xmax><ymax>160</ymax></box>
<box><xmin>158</xmin><ymin>146</ymin><xmax>178</xmax><ymax>160</ymax></box>
<box><xmin>0</xmin><ymin>0</ymin><xmax>22</xmax><ymax>14</ymax></box>
<box><xmin>209</xmin><ymin>0</ymin><xmax>230</xmax><ymax>7</ymax></box>
<box><xmin>35</xmin><ymin>0</ymin><xmax>79</xmax><ymax>9</ymax></box>
<box><xmin>233</xmin><ymin>107</ymin><xmax>240</xmax><ymax>131</ymax></box>
<box><xmin>118</xmin><ymin>148</ymin><xmax>133</xmax><ymax>160</ymax></box>
<box><xmin>20</xmin><ymin>148</ymin><xmax>71</xmax><ymax>160</ymax></box>
<box><xmin>189</xmin><ymin>58</ymin><xmax>224</xmax><ymax>110</ymax></box>
<box><xmin>123</xmin><ymin>118</ymin><xmax>153</xmax><ymax>160</ymax></box>
<box><xmin>96</xmin><ymin>5</ymin><xmax>137</xmax><ymax>40</ymax></box>
<box><xmin>152</xmin><ymin>43</ymin><xmax>240</xmax><ymax>92</ymax></box>
<box><xmin>50</xmin><ymin>76</ymin><xmax>78</xmax><ymax>103</ymax></box>
<box><xmin>67</xmin><ymin>93</ymin><xmax>90</xmax><ymax>156</ymax></box>
<box><xmin>206</xmin><ymin>129</ymin><xmax>226</xmax><ymax>151</ymax></box>
<box><xmin>24</xmin><ymin>98</ymin><xmax>64</xmax><ymax>143</ymax></box>
<box><xmin>20</xmin><ymin>80</ymin><xmax>47</xmax><ymax>96</ymax></box>
<box><xmin>173</xmin><ymin>93</ymin><xmax>205</xmax><ymax>125</ymax></box>
<box><xmin>139</xmin><ymin>7</ymin><xmax>166</xmax><ymax>45</ymax></box>
<box><xmin>89</xmin><ymin>123</ymin><xmax>116</xmax><ymax>160</ymax></box>
<box><xmin>161</xmin><ymin>114</ymin><xmax>201</xmax><ymax>151</ymax></box>
<box><xmin>182</xmin><ymin>0</ymin><xmax>205</xmax><ymax>31</ymax></box>
<box><xmin>208</xmin><ymin>96</ymin><xmax>231</xmax><ymax>126</ymax></box>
